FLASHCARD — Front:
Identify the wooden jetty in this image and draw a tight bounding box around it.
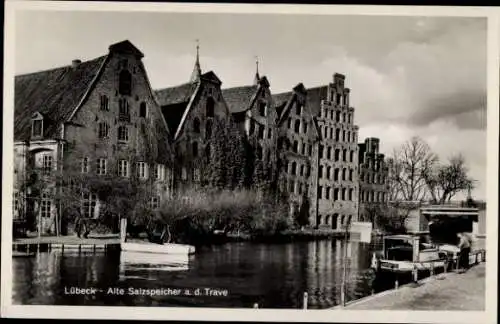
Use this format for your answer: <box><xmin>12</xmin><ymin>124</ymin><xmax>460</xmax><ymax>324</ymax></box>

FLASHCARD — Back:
<box><xmin>12</xmin><ymin>235</ymin><xmax>121</xmax><ymax>253</ymax></box>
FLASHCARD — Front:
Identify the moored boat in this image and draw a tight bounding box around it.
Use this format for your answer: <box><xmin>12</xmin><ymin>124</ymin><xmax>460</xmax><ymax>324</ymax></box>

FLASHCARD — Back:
<box><xmin>121</xmin><ymin>242</ymin><xmax>195</xmax><ymax>255</ymax></box>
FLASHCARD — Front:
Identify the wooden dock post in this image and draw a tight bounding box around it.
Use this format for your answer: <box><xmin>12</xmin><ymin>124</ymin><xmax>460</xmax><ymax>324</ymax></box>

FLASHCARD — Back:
<box><xmin>253</xmin><ymin>303</ymin><xmax>259</xmax><ymax>308</ymax></box>
<box><xmin>394</xmin><ymin>280</ymin><xmax>399</xmax><ymax>289</ymax></box>
<box><xmin>302</xmin><ymin>292</ymin><xmax>308</xmax><ymax>310</ymax></box>
<box><xmin>120</xmin><ymin>218</ymin><xmax>127</xmax><ymax>243</ymax></box>
<box><xmin>430</xmin><ymin>263</ymin><xmax>435</xmax><ymax>277</ymax></box>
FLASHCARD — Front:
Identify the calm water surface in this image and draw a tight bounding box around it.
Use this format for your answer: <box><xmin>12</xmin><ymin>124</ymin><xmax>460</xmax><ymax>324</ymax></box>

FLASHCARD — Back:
<box><xmin>13</xmin><ymin>239</ymin><xmax>382</xmax><ymax>308</ymax></box>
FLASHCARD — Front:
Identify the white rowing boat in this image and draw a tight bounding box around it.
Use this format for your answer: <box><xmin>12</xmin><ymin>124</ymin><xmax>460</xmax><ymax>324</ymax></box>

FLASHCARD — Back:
<box><xmin>121</xmin><ymin>242</ymin><xmax>195</xmax><ymax>255</ymax></box>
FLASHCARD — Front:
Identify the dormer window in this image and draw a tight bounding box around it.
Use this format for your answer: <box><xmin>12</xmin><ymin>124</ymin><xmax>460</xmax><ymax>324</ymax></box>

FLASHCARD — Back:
<box><xmin>31</xmin><ymin>112</ymin><xmax>44</xmax><ymax>138</ymax></box>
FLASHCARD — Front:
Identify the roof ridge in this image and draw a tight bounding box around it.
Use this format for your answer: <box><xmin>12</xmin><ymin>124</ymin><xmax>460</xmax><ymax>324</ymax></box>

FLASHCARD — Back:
<box><xmin>15</xmin><ymin>55</ymin><xmax>107</xmax><ymax>78</ymax></box>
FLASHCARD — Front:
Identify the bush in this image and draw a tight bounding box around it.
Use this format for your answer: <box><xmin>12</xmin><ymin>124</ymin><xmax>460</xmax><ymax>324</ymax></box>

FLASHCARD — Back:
<box><xmin>156</xmin><ymin>188</ymin><xmax>291</xmax><ymax>244</ymax></box>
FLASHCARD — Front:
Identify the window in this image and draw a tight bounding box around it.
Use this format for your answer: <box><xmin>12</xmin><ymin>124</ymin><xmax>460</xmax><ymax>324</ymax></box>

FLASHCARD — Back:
<box><xmin>139</xmin><ymin>102</ymin><xmax>147</xmax><ymax>118</ymax></box>
<box><xmin>206</xmin><ymin>119</ymin><xmax>213</xmax><ymax>138</ymax></box>
<box><xmin>150</xmin><ymin>196</ymin><xmax>160</xmax><ymax>210</ymax></box>
<box><xmin>326</xmin><ymin>187</ymin><xmax>331</xmax><ymax>200</ymax></box>
<box><xmin>119</xmin><ymin>70</ymin><xmax>132</xmax><ymax>95</ymax></box>
<box><xmin>360</xmin><ymin>172</ymin><xmax>365</xmax><ymax>181</ymax></box>
<box><xmin>300</xmin><ymin>165</ymin><xmax>305</xmax><ymax>176</ymax></box>
<box><xmin>349</xmin><ymin>169</ymin><xmax>353</xmax><ymax>181</ymax></box>
<box><xmin>330</xmin><ymin>110</ymin><xmax>334</xmax><ymax>120</ymax></box>
<box><xmin>81</xmin><ymin>192</ymin><xmax>98</xmax><ymax>218</ymax></box>
<box><xmin>137</xmin><ymin>162</ymin><xmax>148</xmax><ymax>179</ymax></box>
<box><xmin>319</xmin><ymin>145</ymin><xmax>324</xmax><ymax>159</ymax></box>
<box><xmin>324</xmin><ymin>127</ymin><xmax>328</xmax><ymax>139</ymax></box>
<box><xmin>118</xmin><ymin>160</ymin><xmax>129</xmax><ymax>177</ymax></box>
<box><xmin>97</xmin><ymin>158</ymin><xmax>107</xmax><ymax>175</ymax></box>
<box><xmin>98</xmin><ymin>122</ymin><xmax>109</xmax><ymax>138</ymax></box>
<box><xmin>349</xmin><ymin>189</ymin><xmax>353</xmax><ymax>201</ymax></box>
<box><xmin>318</xmin><ymin>186</ymin><xmax>323</xmax><ymax>199</ymax></box>
<box><xmin>291</xmin><ymin>162</ymin><xmax>297</xmax><ymax>175</ymax></box>
<box><xmin>100</xmin><ymin>95</ymin><xmax>109</xmax><ymax>111</ymax></box>
<box><xmin>334</xmin><ymin>149</ymin><xmax>340</xmax><ymax>161</ymax></box>
<box><xmin>42</xmin><ymin>155</ymin><xmax>53</xmax><ymax>174</ymax></box>
<box><xmin>303</xmin><ymin>123</ymin><xmax>308</xmax><ymax>134</ymax></box>
<box><xmin>342</xmin><ymin>130</ymin><xmax>346</xmax><ymax>142</ymax></box>
<box><xmin>193</xmin><ymin>168</ymin><xmax>201</xmax><ymax>181</ymax></box>
<box><xmin>342</xmin><ymin>168</ymin><xmax>346</xmax><ymax>181</ymax></box>
<box><xmin>193</xmin><ymin>118</ymin><xmax>201</xmax><ymax>133</ymax></box>
<box><xmin>343</xmin><ymin>149</ymin><xmax>347</xmax><ymax>162</ymax></box>
<box><xmin>334</xmin><ymin>188</ymin><xmax>339</xmax><ymax>201</ymax></box>
<box><xmin>306</xmin><ymin>165</ymin><xmax>311</xmax><ymax>177</ymax></box>
<box><xmin>326</xmin><ymin>166</ymin><xmax>331</xmax><ymax>179</ymax></box>
<box><xmin>293</xmin><ymin>141</ymin><xmax>298</xmax><ymax>153</ymax></box>
<box><xmin>192</xmin><ymin>142</ymin><xmax>198</xmax><ymax>157</ymax></box>
<box><xmin>336</xmin><ymin>94</ymin><xmax>342</xmax><ymax>105</ymax></box>
<box><xmin>258</xmin><ymin>125</ymin><xmax>265</xmax><ymax>139</ymax></box>
<box><xmin>343</xmin><ymin>113</ymin><xmax>346</xmax><ymax>123</ymax></box>
<box><xmin>118</xmin><ymin>126</ymin><xmax>129</xmax><ymax>142</ymax></box>
<box><xmin>335</xmin><ymin>128</ymin><xmax>340</xmax><ymax>141</ymax></box>
<box><xmin>348</xmin><ymin>114</ymin><xmax>351</xmax><ymax>124</ymax></box>
<box><xmin>32</xmin><ymin>119</ymin><xmax>43</xmax><ymax>137</ymax></box>
<box><xmin>259</xmin><ymin>102</ymin><xmax>267</xmax><ymax>117</ymax></box>
<box><xmin>319</xmin><ymin>165</ymin><xmax>323</xmax><ymax>178</ymax></box>
<box><xmin>327</xmin><ymin>147</ymin><xmax>332</xmax><ymax>160</ymax></box>
<box><xmin>13</xmin><ymin>192</ymin><xmax>20</xmax><ymax>217</ymax></box>
<box><xmin>155</xmin><ymin>164</ymin><xmax>165</xmax><ymax>180</ymax></box>
<box><xmin>206</xmin><ymin>97</ymin><xmax>215</xmax><ymax>117</ymax></box>
<box><xmin>308</xmin><ymin>145</ymin><xmax>313</xmax><ymax>157</ymax></box>
<box><xmin>301</xmin><ymin>143</ymin><xmax>306</xmax><ymax>155</ymax></box>
<box><xmin>298</xmin><ymin>183</ymin><xmax>303</xmax><ymax>195</ymax></box>
<box><xmin>296</xmin><ymin>104</ymin><xmax>302</xmax><ymax>116</ymax></box>
<box><xmin>41</xmin><ymin>193</ymin><xmax>52</xmax><ymax>219</ymax></box>
<box><xmin>287</xmin><ymin>118</ymin><xmax>292</xmax><ymax>129</ymax></box>
<box><xmin>268</xmin><ymin>128</ymin><xmax>272</xmax><ymax>139</ymax></box>
<box><xmin>347</xmin><ymin>131</ymin><xmax>351</xmax><ymax>142</ymax></box>
<box><xmin>334</xmin><ymin>168</ymin><xmax>339</xmax><ymax>181</ymax></box>
<box><xmin>342</xmin><ymin>188</ymin><xmax>346</xmax><ymax>200</ymax></box>
<box><xmin>350</xmin><ymin>150</ymin><xmax>354</xmax><ymax>162</ymax></box>
<box><xmin>294</xmin><ymin>120</ymin><xmax>300</xmax><ymax>133</ymax></box>
<box><xmin>329</xmin><ymin>128</ymin><xmax>333</xmax><ymax>139</ymax></box>
<box><xmin>81</xmin><ymin>157</ymin><xmax>89</xmax><ymax>173</ymax></box>
<box><xmin>119</xmin><ymin>98</ymin><xmax>129</xmax><ymax>117</ymax></box>
<box><xmin>335</xmin><ymin>111</ymin><xmax>341</xmax><ymax>122</ymax></box>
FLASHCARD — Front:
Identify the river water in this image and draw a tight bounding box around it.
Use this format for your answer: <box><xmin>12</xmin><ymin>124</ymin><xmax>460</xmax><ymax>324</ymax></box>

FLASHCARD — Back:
<box><xmin>12</xmin><ymin>239</ymin><xmax>384</xmax><ymax>309</ymax></box>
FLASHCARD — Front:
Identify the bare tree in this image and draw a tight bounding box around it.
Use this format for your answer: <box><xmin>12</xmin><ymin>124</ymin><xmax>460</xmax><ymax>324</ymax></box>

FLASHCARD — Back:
<box><xmin>423</xmin><ymin>153</ymin><xmax>473</xmax><ymax>204</ymax></box>
<box><xmin>388</xmin><ymin>136</ymin><xmax>437</xmax><ymax>202</ymax></box>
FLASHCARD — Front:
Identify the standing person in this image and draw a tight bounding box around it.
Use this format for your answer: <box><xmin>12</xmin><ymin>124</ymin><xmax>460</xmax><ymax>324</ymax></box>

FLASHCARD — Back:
<box><xmin>457</xmin><ymin>232</ymin><xmax>471</xmax><ymax>273</ymax></box>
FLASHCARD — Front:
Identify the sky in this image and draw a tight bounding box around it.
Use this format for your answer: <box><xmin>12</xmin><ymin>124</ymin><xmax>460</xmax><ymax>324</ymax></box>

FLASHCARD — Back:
<box><xmin>14</xmin><ymin>10</ymin><xmax>487</xmax><ymax>200</ymax></box>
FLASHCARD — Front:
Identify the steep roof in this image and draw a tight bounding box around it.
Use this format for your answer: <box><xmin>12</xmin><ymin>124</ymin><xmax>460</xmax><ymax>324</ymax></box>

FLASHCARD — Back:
<box><xmin>155</xmin><ymin>82</ymin><xmax>197</xmax><ymax>107</ymax></box>
<box><xmin>304</xmin><ymin>85</ymin><xmax>328</xmax><ymax>116</ymax></box>
<box><xmin>14</xmin><ymin>55</ymin><xmax>108</xmax><ymax>141</ymax></box>
<box><xmin>222</xmin><ymin>85</ymin><xmax>258</xmax><ymax>113</ymax></box>
<box><xmin>272</xmin><ymin>91</ymin><xmax>293</xmax><ymax>118</ymax></box>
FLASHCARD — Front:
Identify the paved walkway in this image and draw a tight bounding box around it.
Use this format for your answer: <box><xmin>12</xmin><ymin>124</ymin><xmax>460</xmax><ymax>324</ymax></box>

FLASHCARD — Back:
<box><xmin>339</xmin><ymin>263</ymin><xmax>485</xmax><ymax>311</ymax></box>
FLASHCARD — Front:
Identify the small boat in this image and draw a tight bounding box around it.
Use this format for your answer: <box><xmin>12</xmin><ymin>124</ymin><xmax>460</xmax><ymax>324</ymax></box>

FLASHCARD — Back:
<box><xmin>371</xmin><ymin>234</ymin><xmax>446</xmax><ymax>273</ymax></box>
<box><xmin>121</xmin><ymin>242</ymin><xmax>195</xmax><ymax>255</ymax></box>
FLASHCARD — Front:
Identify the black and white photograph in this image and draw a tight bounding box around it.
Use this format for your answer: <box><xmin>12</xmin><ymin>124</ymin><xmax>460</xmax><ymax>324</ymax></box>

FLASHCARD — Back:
<box><xmin>1</xmin><ymin>2</ymin><xmax>498</xmax><ymax>323</ymax></box>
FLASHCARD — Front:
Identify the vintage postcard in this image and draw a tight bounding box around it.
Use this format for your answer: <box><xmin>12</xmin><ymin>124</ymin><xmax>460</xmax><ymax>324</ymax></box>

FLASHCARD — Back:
<box><xmin>1</xmin><ymin>2</ymin><xmax>498</xmax><ymax>323</ymax></box>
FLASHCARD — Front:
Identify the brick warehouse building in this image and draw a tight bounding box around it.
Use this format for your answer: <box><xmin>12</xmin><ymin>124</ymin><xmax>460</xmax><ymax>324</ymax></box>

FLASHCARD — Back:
<box><xmin>12</xmin><ymin>40</ymin><xmax>388</xmax><ymax>232</ymax></box>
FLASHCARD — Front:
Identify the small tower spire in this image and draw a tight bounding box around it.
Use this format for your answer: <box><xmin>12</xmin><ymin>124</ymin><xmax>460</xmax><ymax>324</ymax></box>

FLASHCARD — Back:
<box><xmin>190</xmin><ymin>39</ymin><xmax>201</xmax><ymax>83</ymax></box>
<box><xmin>253</xmin><ymin>56</ymin><xmax>260</xmax><ymax>85</ymax></box>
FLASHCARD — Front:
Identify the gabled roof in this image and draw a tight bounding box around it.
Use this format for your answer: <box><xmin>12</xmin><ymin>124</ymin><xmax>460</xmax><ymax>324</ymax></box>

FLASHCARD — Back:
<box><xmin>200</xmin><ymin>71</ymin><xmax>222</xmax><ymax>85</ymax></box>
<box><xmin>155</xmin><ymin>82</ymin><xmax>197</xmax><ymax>107</ymax></box>
<box><xmin>109</xmin><ymin>40</ymin><xmax>144</xmax><ymax>58</ymax></box>
<box><xmin>304</xmin><ymin>85</ymin><xmax>328</xmax><ymax>116</ymax></box>
<box><xmin>222</xmin><ymin>85</ymin><xmax>258</xmax><ymax>113</ymax></box>
<box><xmin>14</xmin><ymin>55</ymin><xmax>108</xmax><ymax>141</ymax></box>
<box><xmin>272</xmin><ymin>91</ymin><xmax>293</xmax><ymax>118</ymax></box>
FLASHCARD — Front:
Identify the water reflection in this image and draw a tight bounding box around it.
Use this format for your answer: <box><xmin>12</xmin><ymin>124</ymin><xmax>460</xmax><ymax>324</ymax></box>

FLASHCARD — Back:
<box><xmin>13</xmin><ymin>240</ymin><xmax>377</xmax><ymax>308</ymax></box>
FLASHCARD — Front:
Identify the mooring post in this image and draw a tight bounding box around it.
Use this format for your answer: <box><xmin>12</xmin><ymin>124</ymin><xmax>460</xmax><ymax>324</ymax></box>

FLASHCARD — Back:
<box><xmin>120</xmin><ymin>218</ymin><xmax>127</xmax><ymax>243</ymax></box>
<box><xmin>394</xmin><ymin>280</ymin><xmax>399</xmax><ymax>289</ymax></box>
<box><xmin>253</xmin><ymin>303</ymin><xmax>259</xmax><ymax>309</ymax></box>
<box><xmin>430</xmin><ymin>262</ymin><xmax>435</xmax><ymax>277</ymax></box>
<box><xmin>302</xmin><ymin>292</ymin><xmax>308</xmax><ymax>310</ymax></box>
<box><xmin>412</xmin><ymin>264</ymin><xmax>418</xmax><ymax>283</ymax></box>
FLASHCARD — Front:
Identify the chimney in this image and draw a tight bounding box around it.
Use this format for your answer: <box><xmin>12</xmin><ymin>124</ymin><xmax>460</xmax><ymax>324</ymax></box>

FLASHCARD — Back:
<box><xmin>72</xmin><ymin>59</ymin><xmax>82</xmax><ymax>69</ymax></box>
